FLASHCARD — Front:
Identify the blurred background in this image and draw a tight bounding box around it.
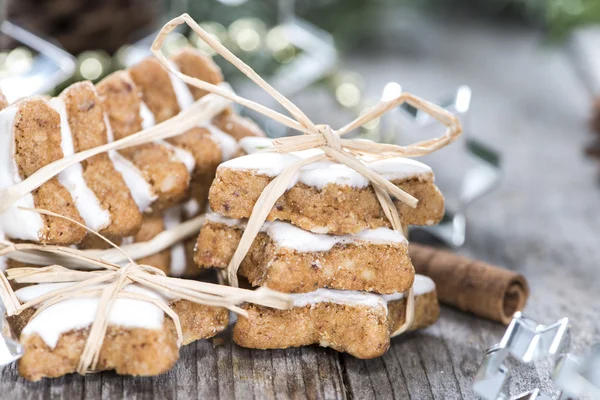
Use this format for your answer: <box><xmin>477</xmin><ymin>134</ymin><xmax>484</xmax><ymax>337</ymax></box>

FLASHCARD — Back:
<box><xmin>1</xmin><ymin>0</ymin><xmax>600</xmax><ymax>245</ymax></box>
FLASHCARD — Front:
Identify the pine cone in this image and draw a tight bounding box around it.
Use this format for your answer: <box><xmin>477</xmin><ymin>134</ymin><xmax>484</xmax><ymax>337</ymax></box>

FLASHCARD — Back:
<box><xmin>6</xmin><ymin>0</ymin><xmax>161</xmax><ymax>54</ymax></box>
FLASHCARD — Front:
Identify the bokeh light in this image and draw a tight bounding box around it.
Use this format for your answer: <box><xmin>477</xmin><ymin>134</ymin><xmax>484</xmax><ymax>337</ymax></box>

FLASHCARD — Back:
<box><xmin>77</xmin><ymin>51</ymin><xmax>111</xmax><ymax>81</ymax></box>
<box><xmin>237</xmin><ymin>28</ymin><xmax>260</xmax><ymax>51</ymax></box>
<box><xmin>191</xmin><ymin>22</ymin><xmax>229</xmax><ymax>56</ymax></box>
<box><xmin>80</xmin><ymin>58</ymin><xmax>103</xmax><ymax>80</ymax></box>
<box><xmin>229</xmin><ymin>18</ymin><xmax>266</xmax><ymax>53</ymax></box>
<box><xmin>163</xmin><ymin>32</ymin><xmax>189</xmax><ymax>57</ymax></box>
<box><xmin>5</xmin><ymin>47</ymin><xmax>33</xmax><ymax>75</ymax></box>
<box><xmin>336</xmin><ymin>83</ymin><xmax>361</xmax><ymax>108</ymax></box>
<box><xmin>266</xmin><ymin>26</ymin><xmax>290</xmax><ymax>52</ymax></box>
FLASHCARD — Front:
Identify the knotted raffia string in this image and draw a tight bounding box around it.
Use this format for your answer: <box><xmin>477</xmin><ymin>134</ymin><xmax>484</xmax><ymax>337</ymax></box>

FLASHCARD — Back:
<box><xmin>151</xmin><ymin>14</ymin><xmax>462</xmax><ymax>337</ymax></box>
<box><xmin>0</xmin><ymin>208</ymin><xmax>291</xmax><ymax>374</ymax></box>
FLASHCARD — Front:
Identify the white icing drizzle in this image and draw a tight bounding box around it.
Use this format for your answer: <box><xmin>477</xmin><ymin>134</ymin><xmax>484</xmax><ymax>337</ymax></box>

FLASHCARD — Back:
<box><xmin>206</xmin><ymin>212</ymin><xmax>406</xmax><ymax>252</ymax></box>
<box><xmin>49</xmin><ymin>97</ymin><xmax>111</xmax><ymax>232</ymax></box>
<box><xmin>206</xmin><ymin>212</ymin><xmax>242</xmax><ymax>227</ymax></box>
<box><xmin>139</xmin><ymin>100</ymin><xmax>196</xmax><ymax>174</ymax></box>
<box><xmin>0</xmin><ymin>106</ymin><xmax>44</xmax><ymax>241</ymax></box>
<box><xmin>120</xmin><ymin>236</ymin><xmax>134</xmax><ymax>246</ymax></box>
<box><xmin>183</xmin><ymin>198</ymin><xmax>200</xmax><ymax>218</ymax></box>
<box><xmin>163</xmin><ymin>206</ymin><xmax>187</xmax><ymax>277</ymax></box>
<box><xmin>108</xmin><ymin>151</ymin><xmax>156</xmax><ymax>212</ymax></box>
<box><xmin>140</xmin><ymin>70</ymin><xmax>238</xmax><ymax>167</ymax></box>
<box><xmin>139</xmin><ymin>101</ymin><xmax>155</xmax><ymax>129</ymax></box>
<box><xmin>203</xmin><ymin>124</ymin><xmax>239</xmax><ymax>161</ymax></box>
<box><xmin>291</xmin><ymin>289</ymin><xmax>388</xmax><ymax>310</ymax></box>
<box><xmin>354</xmin><ymin>227</ymin><xmax>406</xmax><ymax>243</ymax></box>
<box><xmin>157</xmin><ymin>140</ymin><xmax>196</xmax><ymax>173</ymax></box>
<box><xmin>103</xmin><ymin>111</ymin><xmax>157</xmax><ymax>212</ymax></box>
<box><xmin>141</xmin><ymin>67</ymin><xmax>238</xmax><ymax>164</ymax></box>
<box><xmin>167</xmin><ymin>61</ymin><xmax>195</xmax><ymax>111</ymax></box>
<box><xmin>380</xmin><ymin>275</ymin><xmax>436</xmax><ymax>301</ymax></box>
<box><xmin>220</xmin><ymin>139</ymin><xmax>432</xmax><ymax>189</ymax></box>
<box><xmin>290</xmin><ymin>275</ymin><xmax>435</xmax><ymax>313</ymax></box>
<box><xmin>16</xmin><ymin>282</ymin><xmax>168</xmax><ymax>349</ymax></box>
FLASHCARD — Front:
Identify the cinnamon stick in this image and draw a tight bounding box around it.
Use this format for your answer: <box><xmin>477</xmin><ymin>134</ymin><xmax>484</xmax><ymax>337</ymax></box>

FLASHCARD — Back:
<box><xmin>409</xmin><ymin>243</ymin><xmax>529</xmax><ymax>325</ymax></box>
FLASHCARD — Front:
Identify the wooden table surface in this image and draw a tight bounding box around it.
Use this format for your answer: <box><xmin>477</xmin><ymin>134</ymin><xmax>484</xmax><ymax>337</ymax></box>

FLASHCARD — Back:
<box><xmin>2</xmin><ymin>17</ymin><xmax>600</xmax><ymax>400</ymax></box>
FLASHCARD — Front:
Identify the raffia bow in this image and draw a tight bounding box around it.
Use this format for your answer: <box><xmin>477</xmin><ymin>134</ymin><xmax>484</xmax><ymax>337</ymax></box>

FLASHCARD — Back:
<box><xmin>151</xmin><ymin>14</ymin><xmax>463</xmax><ymax>337</ymax></box>
<box><xmin>0</xmin><ymin>209</ymin><xmax>291</xmax><ymax>374</ymax></box>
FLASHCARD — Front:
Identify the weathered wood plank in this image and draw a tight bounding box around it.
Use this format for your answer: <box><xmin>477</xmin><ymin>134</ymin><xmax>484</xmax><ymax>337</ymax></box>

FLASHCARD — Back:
<box><xmin>316</xmin><ymin>350</ymin><xmax>346</xmax><ymax>399</ymax></box>
<box><xmin>49</xmin><ymin>373</ymin><xmax>84</xmax><ymax>399</ymax></box>
<box><xmin>213</xmin><ymin>329</ymin><xmax>345</xmax><ymax>400</ymax></box>
<box><xmin>99</xmin><ymin>372</ymin><xmax>122</xmax><ymax>400</ymax></box>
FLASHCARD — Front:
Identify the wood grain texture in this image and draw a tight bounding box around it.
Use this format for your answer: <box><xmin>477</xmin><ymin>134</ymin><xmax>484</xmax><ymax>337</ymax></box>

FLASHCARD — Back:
<box><xmin>2</xmin><ymin>15</ymin><xmax>600</xmax><ymax>400</ymax></box>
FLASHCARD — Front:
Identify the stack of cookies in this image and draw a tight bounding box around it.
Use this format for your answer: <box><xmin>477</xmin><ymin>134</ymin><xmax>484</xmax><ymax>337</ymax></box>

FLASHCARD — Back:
<box><xmin>0</xmin><ymin>49</ymin><xmax>267</xmax><ymax>380</ymax></box>
<box><xmin>0</xmin><ymin>48</ymin><xmax>264</xmax><ymax>277</ymax></box>
<box><xmin>195</xmin><ymin>137</ymin><xmax>443</xmax><ymax>358</ymax></box>
<box><xmin>0</xmin><ymin>50</ymin><xmax>262</xmax><ymax>380</ymax></box>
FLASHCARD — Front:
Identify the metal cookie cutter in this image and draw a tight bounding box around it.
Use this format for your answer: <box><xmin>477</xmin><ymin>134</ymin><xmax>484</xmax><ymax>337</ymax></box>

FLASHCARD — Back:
<box><xmin>0</xmin><ymin>303</ymin><xmax>23</xmax><ymax>367</ymax></box>
<box><xmin>553</xmin><ymin>345</ymin><xmax>600</xmax><ymax>400</ymax></box>
<box><xmin>473</xmin><ymin>312</ymin><xmax>571</xmax><ymax>400</ymax></box>
<box><xmin>0</xmin><ymin>21</ymin><xmax>76</xmax><ymax>101</ymax></box>
<box><xmin>472</xmin><ymin>312</ymin><xmax>600</xmax><ymax>399</ymax></box>
<box><xmin>382</xmin><ymin>85</ymin><xmax>501</xmax><ymax>247</ymax></box>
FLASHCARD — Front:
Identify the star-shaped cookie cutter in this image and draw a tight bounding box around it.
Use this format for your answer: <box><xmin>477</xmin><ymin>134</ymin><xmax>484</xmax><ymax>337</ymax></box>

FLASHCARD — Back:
<box><xmin>553</xmin><ymin>345</ymin><xmax>600</xmax><ymax>400</ymax></box>
<box><xmin>473</xmin><ymin>312</ymin><xmax>571</xmax><ymax>400</ymax></box>
<box><xmin>382</xmin><ymin>85</ymin><xmax>501</xmax><ymax>247</ymax></box>
<box><xmin>0</xmin><ymin>303</ymin><xmax>24</xmax><ymax>367</ymax></box>
<box><xmin>0</xmin><ymin>21</ymin><xmax>76</xmax><ymax>102</ymax></box>
<box><xmin>473</xmin><ymin>312</ymin><xmax>600</xmax><ymax>399</ymax></box>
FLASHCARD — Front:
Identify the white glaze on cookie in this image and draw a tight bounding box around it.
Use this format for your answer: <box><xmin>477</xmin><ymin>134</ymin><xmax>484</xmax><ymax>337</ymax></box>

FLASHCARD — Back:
<box><xmin>0</xmin><ymin>106</ymin><xmax>44</xmax><ymax>241</ymax></box>
<box><xmin>138</xmin><ymin>97</ymin><xmax>196</xmax><ymax>174</ymax></box>
<box><xmin>49</xmin><ymin>97</ymin><xmax>111</xmax><ymax>231</ymax></box>
<box><xmin>157</xmin><ymin>139</ymin><xmax>196</xmax><ymax>173</ymax></box>
<box><xmin>206</xmin><ymin>212</ymin><xmax>407</xmax><ymax>252</ymax></box>
<box><xmin>203</xmin><ymin>124</ymin><xmax>239</xmax><ymax>161</ymax></box>
<box><xmin>167</xmin><ymin>61</ymin><xmax>195</xmax><ymax>111</ymax></box>
<box><xmin>16</xmin><ymin>282</ymin><xmax>169</xmax><ymax>349</ymax></box>
<box><xmin>183</xmin><ymin>198</ymin><xmax>201</xmax><ymax>218</ymax></box>
<box><xmin>137</xmin><ymin>65</ymin><xmax>237</xmax><ymax>166</ymax></box>
<box><xmin>163</xmin><ymin>206</ymin><xmax>187</xmax><ymax>277</ymax></box>
<box><xmin>165</xmin><ymin>63</ymin><xmax>239</xmax><ymax>162</ymax></box>
<box><xmin>139</xmin><ymin>101</ymin><xmax>155</xmax><ymax>129</ymax></box>
<box><xmin>290</xmin><ymin>275</ymin><xmax>435</xmax><ymax>313</ymax></box>
<box><xmin>104</xmin><ymin>112</ymin><xmax>157</xmax><ymax>212</ymax></box>
<box><xmin>221</xmin><ymin>138</ymin><xmax>432</xmax><ymax>189</ymax></box>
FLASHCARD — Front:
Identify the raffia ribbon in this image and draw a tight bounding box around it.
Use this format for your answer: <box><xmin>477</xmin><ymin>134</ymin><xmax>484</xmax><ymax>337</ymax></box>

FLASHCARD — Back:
<box><xmin>151</xmin><ymin>14</ymin><xmax>463</xmax><ymax>337</ymax></box>
<box><xmin>1</xmin><ymin>215</ymin><xmax>206</xmax><ymax>269</ymax></box>
<box><xmin>0</xmin><ymin>209</ymin><xmax>291</xmax><ymax>374</ymax></box>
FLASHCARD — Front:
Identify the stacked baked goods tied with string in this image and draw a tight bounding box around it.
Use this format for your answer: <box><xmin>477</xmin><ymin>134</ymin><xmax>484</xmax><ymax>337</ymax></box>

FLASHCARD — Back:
<box><xmin>150</xmin><ymin>16</ymin><xmax>462</xmax><ymax>358</ymax></box>
<box><xmin>195</xmin><ymin>137</ymin><xmax>444</xmax><ymax>358</ymax></box>
<box><xmin>0</xmin><ymin>34</ymin><xmax>289</xmax><ymax>381</ymax></box>
<box><xmin>0</xmin><ymin>46</ymin><xmax>264</xmax><ymax>277</ymax></box>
